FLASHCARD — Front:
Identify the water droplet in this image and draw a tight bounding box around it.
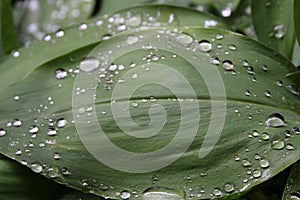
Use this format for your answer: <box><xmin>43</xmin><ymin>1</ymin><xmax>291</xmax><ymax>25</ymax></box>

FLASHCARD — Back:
<box><xmin>101</xmin><ymin>34</ymin><xmax>112</xmax><ymax>40</ymax></box>
<box><xmin>276</xmin><ymin>80</ymin><xmax>283</xmax><ymax>87</ymax></box>
<box><xmin>245</xmin><ymin>90</ymin><xmax>251</xmax><ymax>96</ymax></box>
<box><xmin>0</xmin><ymin>128</ymin><xmax>7</xmax><ymax>136</ymax></box>
<box><xmin>176</xmin><ymin>33</ymin><xmax>193</xmax><ymax>46</ymax></box>
<box><xmin>259</xmin><ymin>159</ymin><xmax>269</xmax><ymax>168</ymax></box>
<box><xmin>127</xmin><ymin>15</ymin><xmax>141</xmax><ymax>27</ymax></box>
<box><xmin>53</xmin><ymin>152</ymin><xmax>61</xmax><ymax>160</ymax></box>
<box><xmin>252</xmin><ymin>130</ymin><xmax>259</xmax><ymax>137</ymax></box>
<box><xmin>264</xmin><ymin>91</ymin><xmax>271</xmax><ymax>98</ymax></box>
<box><xmin>11</xmin><ymin>50</ymin><xmax>20</xmax><ymax>58</ymax></box>
<box><xmin>78</xmin><ymin>23</ymin><xmax>88</xmax><ymax>30</ymax></box>
<box><xmin>286</xmin><ymin>85</ymin><xmax>299</xmax><ymax>95</ymax></box>
<box><xmin>228</xmin><ymin>44</ymin><xmax>237</xmax><ymax>51</ymax></box>
<box><xmin>210</xmin><ymin>57</ymin><xmax>220</xmax><ymax>65</ymax></box>
<box><xmin>242</xmin><ymin>159</ymin><xmax>251</xmax><ymax>167</ymax></box>
<box><xmin>247</xmin><ymin>66</ymin><xmax>255</xmax><ymax>75</ymax></box>
<box><xmin>120</xmin><ymin>190</ymin><xmax>131</xmax><ymax>199</ymax></box>
<box><xmin>253</xmin><ymin>169</ymin><xmax>261</xmax><ymax>178</ymax></box>
<box><xmin>223</xmin><ymin>183</ymin><xmax>234</xmax><ymax>193</ymax></box>
<box><xmin>131</xmin><ymin>73</ymin><xmax>138</xmax><ymax>80</ymax></box>
<box><xmin>273</xmin><ymin>25</ymin><xmax>285</xmax><ymax>39</ymax></box>
<box><xmin>48</xmin><ymin>166</ymin><xmax>59</xmax><ymax>178</ymax></box>
<box><xmin>291</xmin><ymin>192</ymin><xmax>300</xmax><ymax>200</ymax></box>
<box><xmin>43</xmin><ymin>34</ymin><xmax>51</xmax><ymax>41</ymax></box>
<box><xmin>55</xmin><ymin>29</ymin><xmax>64</xmax><ymax>37</ymax></box>
<box><xmin>55</xmin><ymin>69</ymin><xmax>67</xmax><ymax>79</ymax></box>
<box><xmin>271</xmin><ymin>139</ymin><xmax>285</xmax><ymax>150</ymax></box>
<box><xmin>47</xmin><ymin>128</ymin><xmax>57</xmax><ymax>136</ymax></box>
<box><xmin>61</xmin><ymin>167</ymin><xmax>71</xmax><ymax>175</ymax></box>
<box><xmin>261</xmin><ymin>132</ymin><xmax>270</xmax><ymax>141</ymax></box>
<box><xmin>13</xmin><ymin>119</ymin><xmax>22</xmax><ymax>127</ymax></box>
<box><xmin>29</xmin><ymin>126</ymin><xmax>39</xmax><ymax>134</ymax></box>
<box><xmin>215</xmin><ymin>33</ymin><xmax>224</xmax><ymax>40</ymax></box>
<box><xmin>234</xmin><ymin>155</ymin><xmax>240</xmax><ymax>161</ymax></box>
<box><xmin>222</xmin><ymin>60</ymin><xmax>234</xmax><ymax>71</ymax></box>
<box><xmin>221</xmin><ymin>3</ymin><xmax>232</xmax><ymax>17</ymax></box>
<box><xmin>13</xmin><ymin>95</ymin><xmax>20</xmax><ymax>101</ymax></box>
<box><xmin>31</xmin><ymin>162</ymin><xmax>43</xmax><ymax>173</ymax></box>
<box><xmin>213</xmin><ymin>188</ymin><xmax>222</xmax><ymax>196</ymax></box>
<box><xmin>198</xmin><ymin>40</ymin><xmax>212</xmax><ymax>52</ymax></box>
<box><xmin>57</xmin><ymin>118</ymin><xmax>68</xmax><ymax>128</ymax></box>
<box><xmin>80</xmin><ymin>58</ymin><xmax>100</xmax><ymax>72</ymax></box>
<box><xmin>126</xmin><ymin>35</ymin><xmax>139</xmax><ymax>45</ymax></box>
<box><xmin>265</xmin><ymin>113</ymin><xmax>285</xmax><ymax>127</ymax></box>
<box><xmin>293</xmin><ymin>127</ymin><xmax>300</xmax><ymax>134</ymax></box>
<box><xmin>262</xmin><ymin>65</ymin><xmax>268</xmax><ymax>71</ymax></box>
<box><xmin>286</xmin><ymin>143</ymin><xmax>294</xmax><ymax>150</ymax></box>
<box><xmin>15</xmin><ymin>149</ymin><xmax>22</xmax><ymax>155</ymax></box>
<box><xmin>242</xmin><ymin>60</ymin><xmax>249</xmax><ymax>67</ymax></box>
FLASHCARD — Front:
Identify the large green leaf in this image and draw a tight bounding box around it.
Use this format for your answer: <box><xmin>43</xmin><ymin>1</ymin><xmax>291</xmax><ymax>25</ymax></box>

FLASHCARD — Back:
<box><xmin>282</xmin><ymin>161</ymin><xmax>300</xmax><ymax>200</ymax></box>
<box><xmin>0</xmin><ymin>0</ymin><xmax>18</xmax><ymax>57</ymax></box>
<box><xmin>251</xmin><ymin>0</ymin><xmax>295</xmax><ymax>59</ymax></box>
<box><xmin>0</xmin><ymin>154</ymin><xmax>67</xmax><ymax>200</ymax></box>
<box><xmin>0</xmin><ymin>23</ymin><xmax>299</xmax><ymax>200</ymax></box>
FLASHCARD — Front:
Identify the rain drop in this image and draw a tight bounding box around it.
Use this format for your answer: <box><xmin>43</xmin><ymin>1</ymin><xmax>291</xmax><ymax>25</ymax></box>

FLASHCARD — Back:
<box><xmin>253</xmin><ymin>169</ymin><xmax>261</xmax><ymax>178</ymax></box>
<box><xmin>228</xmin><ymin>44</ymin><xmax>237</xmax><ymax>51</ymax></box>
<box><xmin>55</xmin><ymin>29</ymin><xmax>64</xmax><ymax>37</ymax></box>
<box><xmin>57</xmin><ymin>118</ymin><xmax>68</xmax><ymax>128</ymax></box>
<box><xmin>286</xmin><ymin>85</ymin><xmax>299</xmax><ymax>95</ymax></box>
<box><xmin>53</xmin><ymin>152</ymin><xmax>61</xmax><ymax>160</ymax></box>
<box><xmin>242</xmin><ymin>159</ymin><xmax>251</xmax><ymax>167</ymax></box>
<box><xmin>13</xmin><ymin>119</ymin><xmax>22</xmax><ymax>127</ymax></box>
<box><xmin>55</xmin><ymin>69</ymin><xmax>67</xmax><ymax>79</ymax></box>
<box><xmin>127</xmin><ymin>15</ymin><xmax>141</xmax><ymax>27</ymax></box>
<box><xmin>0</xmin><ymin>128</ymin><xmax>7</xmax><ymax>136</ymax></box>
<box><xmin>31</xmin><ymin>162</ymin><xmax>43</xmax><ymax>173</ymax></box>
<box><xmin>259</xmin><ymin>159</ymin><xmax>269</xmax><ymax>168</ymax></box>
<box><xmin>29</xmin><ymin>126</ymin><xmax>39</xmax><ymax>134</ymax></box>
<box><xmin>261</xmin><ymin>132</ymin><xmax>270</xmax><ymax>141</ymax></box>
<box><xmin>47</xmin><ymin>128</ymin><xmax>57</xmax><ymax>136</ymax></box>
<box><xmin>265</xmin><ymin>113</ymin><xmax>285</xmax><ymax>127</ymax></box>
<box><xmin>80</xmin><ymin>58</ymin><xmax>100</xmax><ymax>72</ymax></box>
<box><xmin>215</xmin><ymin>33</ymin><xmax>224</xmax><ymax>40</ymax></box>
<box><xmin>11</xmin><ymin>50</ymin><xmax>20</xmax><ymax>58</ymax></box>
<box><xmin>120</xmin><ymin>190</ymin><xmax>131</xmax><ymax>199</ymax></box>
<box><xmin>13</xmin><ymin>95</ymin><xmax>20</xmax><ymax>101</ymax></box>
<box><xmin>198</xmin><ymin>40</ymin><xmax>212</xmax><ymax>52</ymax></box>
<box><xmin>223</xmin><ymin>183</ymin><xmax>234</xmax><ymax>193</ymax></box>
<box><xmin>48</xmin><ymin>166</ymin><xmax>59</xmax><ymax>178</ymax></box>
<box><xmin>222</xmin><ymin>60</ymin><xmax>234</xmax><ymax>71</ymax></box>
<box><xmin>273</xmin><ymin>25</ymin><xmax>285</xmax><ymax>39</ymax></box>
<box><xmin>210</xmin><ymin>57</ymin><xmax>220</xmax><ymax>65</ymax></box>
<box><xmin>213</xmin><ymin>188</ymin><xmax>222</xmax><ymax>196</ymax></box>
<box><xmin>127</xmin><ymin>35</ymin><xmax>139</xmax><ymax>45</ymax></box>
<box><xmin>271</xmin><ymin>139</ymin><xmax>285</xmax><ymax>150</ymax></box>
<box><xmin>264</xmin><ymin>91</ymin><xmax>271</xmax><ymax>98</ymax></box>
<box><xmin>78</xmin><ymin>23</ymin><xmax>88</xmax><ymax>30</ymax></box>
<box><xmin>131</xmin><ymin>73</ymin><xmax>138</xmax><ymax>80</ymax></box>
<box><xmin>176</xmin><ymin>33</ymin><xmax>193</xmax><ymax>46</ymax></box>
<box><xmin>286</xmin><ymin>143</ymin><xmax>294</xmax><ymax>150</ymax></box>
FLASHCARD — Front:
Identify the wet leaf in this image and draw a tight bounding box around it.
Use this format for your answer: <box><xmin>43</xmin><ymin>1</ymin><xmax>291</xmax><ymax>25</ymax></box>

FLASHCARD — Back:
<box><xmin>282</xmin><ymin>161</ymin><xmax>300</xmax><ymax>200</ymax></box>
<box><xmin>251</xmin><ymin>0</ymin><xmax>296</xmax><ymax>59</ymax></box>
<box><xmin>295</xmin><ymin>0</ymin><xmax>300</xmax><ymax>46</ymax></box>
<box><xmin>0</xmin><ymin>23</ymin><xmax>299</xmax><ymax>200</ymax></box>
<box><xmin>0</xmin><ymin>0</ymin><xmax>18</xmax><ymax>57</ymax></box>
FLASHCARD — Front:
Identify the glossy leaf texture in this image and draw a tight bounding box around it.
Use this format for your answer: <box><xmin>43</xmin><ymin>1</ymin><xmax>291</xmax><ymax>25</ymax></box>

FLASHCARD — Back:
<box><xmin>282</xmin><ymin>161</ymin><xmax>300</xmax><ymax>200</ymax></box>
<box><xmin>295</xmin><ymin>0</ymin><xmax>300</xmax><ymax>46</ymax></box>
<box><xmin>251</xmin><ymin>0</ymin><xmax>295</xmax><ymax>59</ymax></box>
<box><xmin>0</xmin><ymin>0</ymin><xmax>18</xmax><ymax>57</ymax></box>
<box><xmin>0</xmin><ymin>154</ymin><xmax>67</xmax><ymax>200</ymax></box>
<box><xmin>0</xmin><ymin>23</ymin><xmax>299</xmax><ymax>200</ymax></box>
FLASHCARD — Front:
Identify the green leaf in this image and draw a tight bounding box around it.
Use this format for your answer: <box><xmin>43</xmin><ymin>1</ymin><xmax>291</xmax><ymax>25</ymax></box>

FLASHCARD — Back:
<box><xmin>0</xmin><ymin>0</ymin><xmax>18</xmax><ymax>56</ymax></box>
<box><xmin>282</xmin><ymin>161</ymin><xmax>300</xmax><ymax>200</ymax></box>
<box><xmin>0</xmin><ymin>154</ymin><xmax>67</xmax><ymax>200</ymax></box>
<box><xmin>98</xmin><ymin>0</ymin><xmax>150</xmax><ymax>15</ymax></box>
<box><xmin>295</xmin><ymin>0</ymin><xmax>300</xmax><ymax>46</ymax></box>
<box><xmin>0</xmin><ymin>23</ymin><xmax>299</xmax><ymax>200</ymax></box>
<box><xmin>60</xmin><ymin>191</ymin><xmax>105</xmax><ymax>200</ymax></box>
<box><xmin>251</xmin><ymin>0</ymin><xmax>295</xmax><ymax>59</ymax></box>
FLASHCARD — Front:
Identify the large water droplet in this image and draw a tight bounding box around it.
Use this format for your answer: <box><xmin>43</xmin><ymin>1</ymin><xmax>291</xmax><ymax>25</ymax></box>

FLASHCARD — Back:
<box><xmin>127</xmin><ymin>15</ymin><xmax>141</xmax><ymax>27</ymax></box>
<box><xmin>265</xmin><ymin>113</ymin><xmax>285</xmax><ymax>127</ymax></box>
<box><xmin>29</xmin><ymin>126</ymin><xmax>39</xmax><ymax>134</ymax></box>
<box><xmin>0</xmin><ymin>128</ymin><xmax>7</xmax><ymax>136</ymax></box>
<box><xmin>55</xmin><ymin>69</ymin><xmax>67</xmax><ymax>79</ymax></box>
<box><xmin>120</xmin><ymin>190</ymin><xmax>131</xmax><ymax>199</ymax></box>
<box><xmin>176</xmin><ymin>33</ymin><xmax>193</xmax><ymax>46</ymax></box>
<box><xmin>48</xmin><ymin>166</ymin><xmax>59</xmax><ymax>178</ymax></box>
<box><xmin>253</xmin><ymin>169</ymin><xmax>261</xmax><ymax>178</ymax></box>
<box><xmin>127</xmin><ymin>35</ymin><xmax>139</xmax><ymax>45</ymax></box>
<box><xmin>31</xmin><ymin>162</ymin><xmax>43</xmax><ymax>173</ymax></box>
<box><xmin>13</xmin><ymin>119</ymin><xmax>22</xmax><ymax>127</ymax></box>
<box><xmin>271</xmin><ymin>139</ymin><xmax>285</xmax><ymax>150</ymax></box>
<box><xmin>198</xmin><ymin>40</ymin><xmax>212</xmax><ymax>52</ymax></box>
<box><xmin>80</xmin><ymin>58</ymin><xmax>100</xmax><ymax>72</ymax></box>
<box><xmin>57</xmin><ymin>118</ymin><xmax>68</xmax><ymax>128</ymax></box>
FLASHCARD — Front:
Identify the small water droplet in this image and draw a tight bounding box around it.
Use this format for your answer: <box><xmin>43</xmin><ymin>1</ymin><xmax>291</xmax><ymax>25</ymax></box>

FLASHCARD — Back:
<box><xmin>48</xmin><ymin>166</ymin><xmax>59</xmax><ymax>178</ymax></box>
<box><xmin>176</xmin><ymin>33</ymin><xmax>193</xmax><ymax>46</ymax></box>
<box><xmin>242</xmin><ymin>60</ymin><xmax>249</xmax><ymax>67</ymax></box>
<box><xmin>53</xmin><ymin>152</ymin><xmax>61</xmax><ymax>160</ymax></box>
<box><xmin>31</xmin><ymin>162</ymin><xmax>43</xmax><ymax>173</ymax></box>
<box><xmin>245</xmin><ymin>90</ymin><xmax>251</xmax><ymax>96</ymax></box>
<box><xmin>210</xmin><ymin>57</ymin><xmax>220</xmax><ymax>65</ymax></box>
<box><xmin>265</xmin><ymin>113</ymin><xmax>285</xmax><ymax>127</ymax></box>
<box><xmin>223</xmin><ymin>183</ymin><xmax>234</xmax><ymax>193</ymax></box>
<box><xmin>242</xmin><ymin>159</ymin><xmax>251</xmax><ymax>167</ymax></box>
<box><xmin>213</xmin><ymin>188</ymin><xmax>222</xmax><ymax>196</ymax></box>
<box><xmin>234</xmin><ymin>155</ymin><xmax>240</xmax><ymax>161</ymax></box>
<box><xmin>61</xmin><ymin>167</ymin><xmax>71</xmax><ymax>175</ymax></box>
<box><xmin>43</xmin><ymin>34</ymin><xmax>51</xmax><ymax>41</ymax></box>
<box><xmin>57</xmin><ymin>118</ymin><xmax>68</xmax><ymax>128</ymax></box>
<box><xmin>101</xmin><ymin>34</ymin><xmax>112</xmax><ymax>40</ymax></box>
<box><xmin>47</xmin><ymin>128</ymin><xmax>57</xmax><ymax>136</ymax></box>
<box><xmin>13</xmin><ymin>119</ymin><xmax>22</xmax><ymax>127</ymax></box>
<box><xmin>13</xmin><ymin>95</ymin><xmax>20</xmax><ymax>101</ymax></box>
<box><xmin>261</xmin><ymin>132</ymin><xmax>270</xmax><ymax>141</ymax></box>
<box><xmin>78</xmin><ymin>23</ymin><xmax>88</xmax><ymax>30</ymax></box>
<box><xmin>276</xmin><ymin>80</ymin><xmax>283</xmax><ymax>87</ymax></box>
<box><xmin>222</xmin><ymin>60</ymin><xmax>234</xmax><ymax>71</ymax></box>
<box><xmin>273</xmin><ymin>25</ymin><xmax>285</xmax><ymax>39</ymax></box>
<box><xmin>271</xmin><ymin>139</ymin><xmax>285</xmax><ymax>150</ymax></box>
<box><xmin>253</xmin><ymin>169</ymin><xmax>261</xmax><ymax>178</ymax></box>
<box><xmin>80</xmin><ymin>58</ymin><xmax>100</xmax><ymax>72</ymax></box>
<box><xmin>286</xmin><ymin>143</ymin><xmax>294</xmax><ymax>150</ymax></box>
<box><xmin>259</xmin><ymin>159</ymin><xmax>269</xmax><ymax>168</ymax></box>
<box><xmin>127</xmin><ymin>35</ymin><xmax>139</xmax><ymax>45</ymax></box>
<box><xmin>262</xmin><ymin>65</ymin><xmax>268</xmax><ymax>71</ymax></box>
<box><xmin>247</xmin><ymin>66</ymin><xmax>255</xmax><ymax>75</ymax></box>
<box><xmin>55</xmin><ymin>69</ymin><xmax>67</xmax><ymax>79</ymax></box>
<box><xmin>0</xmin><ymin>128</ymin><xmax>7</xmax><ymax>136</ymax></box>
<box><xmin>286</xmin><ymin>85</ymin><xmax>299</xmax><ymax>95</ymax></box>
<box><xmin>55</xmin><ymin>29</ymin><xmax>64</xmax><ymax>37</ymax></box>
<box><xmin>15</xmin><ymin>149</ymin><xmax>22</xmax><ymax>155</ymax></box>
<box><xmin>120</xmin><ymin>190</ymin><xmax>131</xmax><ymax>199</ymax></box>
<box><xmin>228</xmin><ymin>44</ymin><xmax>237</xmax><ymax>51</ymax></box>
<box><xmin>131</xmin><ymin>73</ymin><xmax>138</xmax><ymax>80</ymax></box>
<box><xmin>11</xmin><ymin>50</ymin><xmax>20</xmax><ymax>58</ymax></box>
<box><xmin>198</xmin><ymin>40</ymin><xmax>212</xmax><ymax>52</ymax></box>
<box><xmin>127</xmin><ymin>15</ymin><xmax>141</xmax><ymax>27</ymax></box>
<box><xmin>29</xmin><ymin>126</ymin><xmax>39</xmax><ymax>134</ymax></box>
<box><xmin>264</xmin><ymin>91</ymin><xmax>271</xmax><ymax>98</ymax></box>
<box><xmin>215</xmin><ymin>33</ymin><xmax>224</xmax><ymax>40</ymax></box>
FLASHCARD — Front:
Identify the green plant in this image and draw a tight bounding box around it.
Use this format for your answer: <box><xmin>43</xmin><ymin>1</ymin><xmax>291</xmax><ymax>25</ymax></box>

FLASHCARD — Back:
<box><xmin>0</xmin><ymin>0</ymin><xmax>299</xmax><ymax>199</ymax></box>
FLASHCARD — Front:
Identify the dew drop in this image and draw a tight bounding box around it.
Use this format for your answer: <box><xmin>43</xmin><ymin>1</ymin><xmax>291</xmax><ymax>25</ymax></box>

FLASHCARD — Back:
<box><xmin>242</xmin><ymin>159</ymin><xmax>251</xmax><ymax>167</ymax></box>
<box><xmin>0</xmin><ymin>128</ymin><xmax>7</xmax><ymax>136</ymax></box>
<box><xmin>47</xmin><ymin>128</ymin><xmax>57</xmax><ymax>136</ymax></box>
<box><xmin>101</xmin><ymin>34</ymin><xmax>112</xmax><ymax>40</ymax></box>
<box><xmin>14</xmin><ymin>95</ymin><xmax>20</xmax><ymax>101</ymax></box>
<box><xmin>286</xmin><ymin>85</ymin><xmax>299</xmax><ymax>95</ymax></box>
<box><xmin>262</xmin><ymin>65</ymin><xmax>268</xmax><ymax>71</ymax></box>
<box><xmin>222</xmin><ymin>60</ymin><xmax>234</xmax><ymax>71</ymax></box>
<box><xmin>13</xmin><ymin>119</ymin><xmax>22</xmax><ymax>127</ymax></box>
<box><xmin>43</xmin><ymin>34</ymin><xmax>51</xmax><ymax>41</ymax></box>
<box><xmin>31</xmin><ymin>162</ymin><xmax>43</xmax><ymax>173</ymax></box>
<box><xmin>57</xmin><ymin>118</ymin><xmax>68</xmax><ymax>128</ymax></box>
<box><xmin>245</xmin><ymin>90</ymin><xmax>251</xmax><ymax>96</ymax></box>
<box><xmin>253</xmin><ymin>169</ymin><xmax>261</xmax><ymax>178</ymax></box>
<box><xmin>80</xmin><ymin>58</ymin><xmax>100</xmax><ymax>72</ymax></box>
<box><xmin>48</xmin><ymin>166</ymin><xmax>59</xmax><ymax>178</ymax></box>
<box><xmin>210</xmin><ymin>57</ymin><xmax>220</xmax><ymax>65</ymax></box>
<box><xmin>264</xmin><ymin>91</ymin><xmax>271</xmax><ymax>98</ymax></box>
<box><xmin>131</xmin><ymin>73</ymin><xmax>138</xmax><ymax>80</ymax></box>
<box><xmin>55</xmin><ymin>29</ymin><xmax>64</xmax><ymax>37</ymax></box>
<box><xmin>215</xmin><ymin>33</ymin><xmax>224</xmax><ymax>40</ymax></box>
<box><xmin>78</xmin><ymin>23</ymin><xmax>88</xmax><ymax>30</ymax></box>
<box><xmin>223</xmin><ymin>183</ymin><xmax>234</xmax><ymax>193</ymax></box>
<box><xmin>228</xmin><ymin>44</ymin><xmax>237</xmax><ymax>51</ymax></box>
<box><xmin>271</xmin><ymin>139</ymin><xmax>285</xmax><ymax>150</ymax></box>
<box><xmin>127</xmin><ymin>15</ymin><xmax>141</xmax><ymax>27</ymax></box>
<box><xmin>11</xmin><ymin>50</ymin><xmax>20</xmax><ymax>58</ymax></box>
<box><xmin>273</xmin><ymin>25</ymin><xmax>285</xmax><ymax>39</ymax></box>
<box><xmin>55</xmin><ymin>69</ymin><xmax>67</xmax><ymax>79</ymax></box>
<box><xmin>15</xmin><ymin>149</ymin><xmax>22</xmax><ymax>155</ymax></box>
<box><xmin>53</xmin><ymin>152</ymin><xmax>61</xmax><ymax>160</ymax></box>
<box><xmin>276</xmin><ymin>80</ymin><xmax>283</xmax><ymax>87</ymax></box>
<box><xmin>127</xmin><ymin>35</ymin><xmax>139</xmax><ymax>45</ymax></box>
<box><xmin>234</xmin><ymin>155</ymin><xmax>240</xmax><ymax>161</ymax></box>
<box><xmin>242</xmin><ymin>60</ymin><xmax>249</xmax><ymax>67</ymax></box>
<box><xmin>259</xmin><ymin>159</ymin><xmax>269</xmax><ymax>168</ymax></box>
<box><xmin>29</xmin><ymin>126</ymin><xmax>39</xmax><ymax>134</ymax></box>
<box><xmin>176</xmin><ymin>33</ymin><xmax>193</xmax><ymax>46</ymax></box>
<box><xmin>261</xmin><ymin>132</ymin><xmax>270</xmax><ymax>141</ymax></box>
<box><xmin>247</xmin><ymin>66</ymin><xmax>255</xmax><ymax>75</ymax></box>
<box><xmin>61</xmin><ymin>167</ymin><xmax>71</xmax><ymax>175</ymax></box>
<box><xmin>120</xmin><ymin>190</ymin><xmax>131</xmax><ymax>199</ymax></box>
<box><xmin>265</xmin><ymin>113</ymin><xmax>285</xmax><ymax>127</ymax></box>
<box><xmin>286</xmin><ymin>143</ymin><xmax>294</xmax><ymax>150</ymax></box>
<box><xmin>213</xmin><ymin>188</ymin><xmax>222</xmax><ymax>196</ymax></box>
<box><xmin>198</xmin><ymin>40</ymin><xmax>212</xmax><ymax>52</ymax></box>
